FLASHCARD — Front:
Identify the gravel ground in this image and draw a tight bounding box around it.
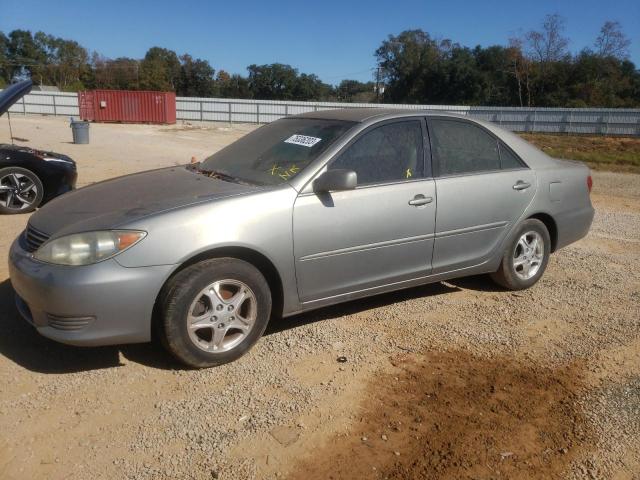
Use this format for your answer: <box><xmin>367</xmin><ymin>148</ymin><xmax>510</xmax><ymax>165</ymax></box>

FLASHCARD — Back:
<box><xmin>0</xmin><ymin>116</ymin><xmax>638</xmax><ymax>479</ymax></box>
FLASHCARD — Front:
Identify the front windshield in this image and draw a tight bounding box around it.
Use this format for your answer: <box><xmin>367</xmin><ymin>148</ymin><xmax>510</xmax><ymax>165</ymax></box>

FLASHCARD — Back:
<box><xmin>199</xmin><ymin>118</ymin><xmax>355</xmax><ymax>185</ymax></box>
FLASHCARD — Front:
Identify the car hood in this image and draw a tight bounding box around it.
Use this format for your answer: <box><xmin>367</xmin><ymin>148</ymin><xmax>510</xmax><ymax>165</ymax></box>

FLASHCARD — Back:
<box><xmin>0</xmin><ymin>143</ymin><xmax>76</xmax><ymax>165</ymax></box>
<box><xmin>0</xmin><ymin>79</ymin><xmax>32</xmax><ymax>116</ymax></box>
<box><xmin>29</xmin><ymin>166</ymin><xmax>260</xmax><ymax>237</ymax></box>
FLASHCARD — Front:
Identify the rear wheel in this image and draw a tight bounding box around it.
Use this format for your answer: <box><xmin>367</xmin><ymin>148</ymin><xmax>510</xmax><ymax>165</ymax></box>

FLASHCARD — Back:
<box><xmin>159</xmin><ymin>258</ymin><xmax>271</xmax><ymax>368</ymax></box>
<box><xmin>490</xmin><ymin>219</ymin><xmax>551</xmax><ymax>290</ymax></box>
<box><xmin>0</xmin><ymin>167</ymin><xmax>44</xmax><ymax>214</ymax></box>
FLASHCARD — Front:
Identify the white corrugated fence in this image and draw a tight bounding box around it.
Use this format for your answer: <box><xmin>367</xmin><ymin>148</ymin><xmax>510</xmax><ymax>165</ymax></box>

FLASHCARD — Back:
<box><xmin>5</xmin><ymin>90</ymin><xmax>640</xmax><ymax>136</ymax></box>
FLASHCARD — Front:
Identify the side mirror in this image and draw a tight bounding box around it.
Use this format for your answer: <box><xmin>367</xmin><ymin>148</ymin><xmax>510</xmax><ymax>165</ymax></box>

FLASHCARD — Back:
<box><xmin>313</xmin><ymin>169</ymin><xmax>357</xmax><ymax>193</ymax></box>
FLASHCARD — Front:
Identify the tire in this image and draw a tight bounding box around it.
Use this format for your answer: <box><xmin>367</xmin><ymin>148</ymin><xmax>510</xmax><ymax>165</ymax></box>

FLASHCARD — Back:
<box><xmin>0</xmin><ymin>167</ymin><xmax>44</xmax><ymax>214</ymax></box>
<box><xmin>490</xmin><ymin>219</ymin><xmax>551</xmax><ymax>290</ymax></box>
<box><xmin>159</xmin><ymin>258</ymin><xmax>272</xmax><ymax>368</ymax></box>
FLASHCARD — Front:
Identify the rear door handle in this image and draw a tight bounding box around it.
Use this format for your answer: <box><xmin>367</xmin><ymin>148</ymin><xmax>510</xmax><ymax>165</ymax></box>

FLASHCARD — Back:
<box><xmin>408</xmin><ymin>194</ymin><xmax>433</xmax><ymax>206</ymax></box>
<box><xmin>513</xmin><ymin>181</ymin><xmax>531</xmax><ymax>191</ymax></box>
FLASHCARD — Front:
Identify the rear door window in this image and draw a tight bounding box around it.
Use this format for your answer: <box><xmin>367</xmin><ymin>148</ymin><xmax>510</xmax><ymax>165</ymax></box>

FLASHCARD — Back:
<box><xmin>429</xmin><ymin>119</ymin><xmax>501</xmax><ymax>176</ymax></box>
<box><xmin>498</xmin><ymin>142</ymin><xmax>525</xmax><ymax>169</ymax></box>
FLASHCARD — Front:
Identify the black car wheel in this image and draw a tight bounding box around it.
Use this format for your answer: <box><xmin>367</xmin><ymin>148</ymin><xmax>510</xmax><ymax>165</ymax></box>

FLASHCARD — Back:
<box><xmin>0</xmin><ymin>167</ymin><xmax>44</xmax><ymax>214</ymax></box>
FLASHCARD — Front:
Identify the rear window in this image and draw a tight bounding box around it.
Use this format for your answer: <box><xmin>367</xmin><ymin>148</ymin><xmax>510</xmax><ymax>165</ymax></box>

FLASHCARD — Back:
<box><xmin>200</xmin><ymin>118</ymin><xmax>354</xmax><ymax>185</ymax></box>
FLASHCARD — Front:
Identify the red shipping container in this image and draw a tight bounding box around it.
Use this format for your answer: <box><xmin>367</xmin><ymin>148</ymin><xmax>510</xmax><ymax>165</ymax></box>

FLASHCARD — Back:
<box><xmin>78</xmin><ymin>90</ymin><xmax>176</xmax><ymax>124</ymax></box>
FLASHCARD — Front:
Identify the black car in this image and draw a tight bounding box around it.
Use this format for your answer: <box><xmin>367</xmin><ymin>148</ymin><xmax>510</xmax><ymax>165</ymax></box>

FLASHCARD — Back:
<box><xmin>1</xmin><ymin>80</ymin><xmax>77</xmax><ymax>214</ymax></box>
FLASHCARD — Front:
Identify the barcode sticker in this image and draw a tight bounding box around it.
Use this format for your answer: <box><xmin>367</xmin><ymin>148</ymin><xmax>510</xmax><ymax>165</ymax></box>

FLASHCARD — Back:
<box><xmin>284</xmin><ymin>134</ymin><xmax>322</xmax><ymax>147</ymax></box>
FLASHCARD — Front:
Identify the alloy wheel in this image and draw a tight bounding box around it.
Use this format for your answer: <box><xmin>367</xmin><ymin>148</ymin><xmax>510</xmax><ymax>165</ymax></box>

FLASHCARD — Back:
<box><xmin>512</xmin><ymin>231</ymin><xmax>545</xmax><ymax>280</ymax></box>
<box><xmin>0</xmin><ymin>173</ymin><xmax>38</xmax><ymax>211</ymax></box>
<box><xmin>186</xmin><ymin>279</ymin><xmax>258</xmax><ymax>353</ymax></box>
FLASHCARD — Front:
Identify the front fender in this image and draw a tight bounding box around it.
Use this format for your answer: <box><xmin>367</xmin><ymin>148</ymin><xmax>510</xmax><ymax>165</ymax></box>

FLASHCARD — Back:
<box><xmin>113</xmin><ymin>186</ymin><xmax>300</xmax><ymax>313</ymax></box>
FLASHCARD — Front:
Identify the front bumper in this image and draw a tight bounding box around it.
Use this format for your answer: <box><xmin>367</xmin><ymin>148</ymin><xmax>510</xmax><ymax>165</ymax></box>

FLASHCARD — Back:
<box><xmin>42</xmin><ymin>163</ymin><xmax>77</xmax><ymax>204</ymax></box>
<box><xmin>8</xmin><ymin>238</ymin><xmax>174</xmax><ymax>346</ymax></box>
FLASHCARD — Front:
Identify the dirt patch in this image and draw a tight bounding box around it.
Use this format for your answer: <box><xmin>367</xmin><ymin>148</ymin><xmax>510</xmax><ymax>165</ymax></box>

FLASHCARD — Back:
<box><xmin>576</xmin><ymin>236</ymin><xmax>640</xmax><ymax>255</ymax></box>
<box><xmin>591</xmin><ymin>194</ymin><xmax>640</xmax><ymax>214</ymax></box>
<box><xmin>288</xmin><ymin>350</ymin><xmax>589</xmax><ymax>480</ymax></box>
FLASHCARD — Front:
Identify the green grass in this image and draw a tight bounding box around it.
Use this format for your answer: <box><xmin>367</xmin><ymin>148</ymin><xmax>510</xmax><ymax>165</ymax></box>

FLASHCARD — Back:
<box><xmin>519</xmin><ymin>133</ymin><xmax>640</xmax><ymax>174</ymax></box>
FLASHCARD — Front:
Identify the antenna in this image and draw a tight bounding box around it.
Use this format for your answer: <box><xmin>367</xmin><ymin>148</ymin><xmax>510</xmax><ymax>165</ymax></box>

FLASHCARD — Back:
<box><xmin>7</xmin><ymin>110</ymin><xmax>14</xmax><ymax>145</ymax></box>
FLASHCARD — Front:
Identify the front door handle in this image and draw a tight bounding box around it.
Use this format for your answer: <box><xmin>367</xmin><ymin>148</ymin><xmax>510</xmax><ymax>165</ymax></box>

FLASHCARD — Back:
<box><xmin>408</xmin><ymin>194</ymin><xmax>433</xmax><ymax>206</ymax></box>
<box><xmin>513</xmin><ymin>181</ymin><xmax>531</xmax><ymax>191</ymax></box>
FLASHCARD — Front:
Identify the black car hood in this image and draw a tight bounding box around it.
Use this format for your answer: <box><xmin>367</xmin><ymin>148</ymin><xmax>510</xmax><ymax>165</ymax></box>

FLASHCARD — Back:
<box><xmin>0</xmin><ymin>80</ymin><xmax>32</xmax><ymax>116</ymax></box>
<box><xmin>1</xmin><ymin>144</ymin><xmax>52</xmax><ymax>153</ymax></box>
<box><xmin>29</xmin><ymin>166</ymin><xmax>259</xmax><ymax>237</ymax></box>
<box><xmin>0</xmin><ymin>143</ymin><xmax>75</xmax><ymax>164</ymax></box>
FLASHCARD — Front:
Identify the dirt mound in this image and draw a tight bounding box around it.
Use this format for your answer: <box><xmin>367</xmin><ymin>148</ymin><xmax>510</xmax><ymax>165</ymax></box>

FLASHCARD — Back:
<box><xmin>288</xmin><ymin>350</ymin><xmax>589</xmax><ymax>479</ymax></box>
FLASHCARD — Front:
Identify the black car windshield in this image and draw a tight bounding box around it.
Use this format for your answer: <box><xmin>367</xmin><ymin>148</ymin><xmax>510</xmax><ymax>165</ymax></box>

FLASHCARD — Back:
<box><xmin>199</xmin><ymin>118</ymin><xmax>355</xmax><ymax>185</ymax></box>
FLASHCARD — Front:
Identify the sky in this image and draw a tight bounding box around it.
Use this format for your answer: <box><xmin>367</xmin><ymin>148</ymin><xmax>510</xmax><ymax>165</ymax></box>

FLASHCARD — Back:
<box><xmin>1</xmin><ymin>0</ymin><xmax>639</xmax><ymax>85</ymax></box>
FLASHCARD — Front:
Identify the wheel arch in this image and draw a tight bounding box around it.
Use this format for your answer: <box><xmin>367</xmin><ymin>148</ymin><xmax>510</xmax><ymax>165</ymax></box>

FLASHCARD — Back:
<box><xmin>151</xmin><ymin>246</ymin><xmax>285</xmax><ymax>340</ymax></box>
<box><xmin>527</xmin><ymin>212</ymin><xmax>558</xmax><ymax>252</ymax></box>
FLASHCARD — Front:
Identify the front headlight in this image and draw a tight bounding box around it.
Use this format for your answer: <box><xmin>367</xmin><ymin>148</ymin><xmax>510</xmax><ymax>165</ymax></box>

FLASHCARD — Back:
<box><xmin>33</xmin><ymin>230</ymin><xmax>146</xmax><ymax>266</ymax></box>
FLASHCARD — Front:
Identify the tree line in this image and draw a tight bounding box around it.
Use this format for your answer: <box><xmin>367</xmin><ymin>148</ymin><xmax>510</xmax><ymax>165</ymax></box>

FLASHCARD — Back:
<box><xmin>376</xmin><ymin>16</ymin><xmax>638</xmax><ymax>107</ymax></box>
<box><xmin>0</xmin><ymin>30</ymin><xmax>374</xmax><ymax>103</ymax></box>
<box><xmin>1</xmin><ymin>14</ymin><xmax>638</xmax><ymax>107</ymax></box>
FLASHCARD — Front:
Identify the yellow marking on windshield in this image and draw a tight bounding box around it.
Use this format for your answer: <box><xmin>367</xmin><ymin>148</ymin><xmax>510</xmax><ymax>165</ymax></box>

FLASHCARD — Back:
<box><xmin>406</xmin><ymin>168</ymin><xmax>412</xmax><ymax>179</ymax></box>
<box><xmin>270</xmin><ymin>164</ymin><xmax>300</xmax><ymax>180</ymax></box>
<box><xmin>270</xmin><ymin>165</ymin><xmax>281</xmax><ymax>176</ymax></box>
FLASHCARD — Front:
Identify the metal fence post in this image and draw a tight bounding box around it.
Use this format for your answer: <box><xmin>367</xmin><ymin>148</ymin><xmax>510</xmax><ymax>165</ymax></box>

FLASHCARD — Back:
<box><xmin>228</xmin><ymin>102</ymin><xmax>232</xmax><ymax>123</ymax></box>
<box><xmin>52</xmin><ymin>94</ymin><xmax>57</xmax><ymax>116</ymax></box>
<box><xmin>256</xmin><ymin>104</ymin><xmax>260</xmax><ymax>124</ymax></box>
<box><xmin>285</xmin><ymin>104</ymin><xmax>288</xmax><ymax>117</ymax></box>
<box><xmin>567</xmin><ymin>110</ymin><xmax>573</xmax><ymax>135</ymax></box>
<box><xmin>22</xmin><ymin>96</ymin><xmax>26</xmax><ymax>115</ymax></box>
<box><xmin>199</xmin><ymin>100</ymin><xmax>203</xmax><ymax>122</ymax></box>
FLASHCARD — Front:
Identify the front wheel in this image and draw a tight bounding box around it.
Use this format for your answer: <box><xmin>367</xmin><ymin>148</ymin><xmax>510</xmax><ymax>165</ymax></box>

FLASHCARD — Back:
<box><xmin>159</xmin><ymin>258</ymin><xmax>272</xmax><ymax>368</ymax></box>
<box><xmin>0</xmin><ymin>167</ymin><xmax>44</xmax><ymax>214</ymax></box>
<box><xmin>490</xmin><ymin>219</ymin><xmax>551</xmax><ymax>290</ymax></box>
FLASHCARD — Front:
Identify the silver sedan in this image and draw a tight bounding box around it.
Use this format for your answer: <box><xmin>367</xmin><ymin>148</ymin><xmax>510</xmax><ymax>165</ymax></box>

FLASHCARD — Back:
<box><xmin>9</xmin><ymin>109</ymin><xmax>594</xmax><ymax>367</ymax></box>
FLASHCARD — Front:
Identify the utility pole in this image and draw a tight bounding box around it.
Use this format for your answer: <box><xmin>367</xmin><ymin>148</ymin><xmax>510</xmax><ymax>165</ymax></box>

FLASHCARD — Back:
<box><xmin>375</xmin><ymin>66</ymin><xmax>381</xmax><ymax>102</ymax></box>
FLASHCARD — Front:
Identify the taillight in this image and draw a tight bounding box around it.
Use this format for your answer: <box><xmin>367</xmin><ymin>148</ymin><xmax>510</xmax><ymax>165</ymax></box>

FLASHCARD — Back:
<box><xmin>587</xmin><ymin>175</ymin><xmax>593</xmax><ymax>193</ymax></box>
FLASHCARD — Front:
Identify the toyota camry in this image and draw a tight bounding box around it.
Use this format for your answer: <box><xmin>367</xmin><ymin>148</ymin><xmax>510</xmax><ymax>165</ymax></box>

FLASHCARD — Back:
<box><xmin>9</xmin><ymin>109</ymin><xmax>594</xmax><ymax>367</ymax></box>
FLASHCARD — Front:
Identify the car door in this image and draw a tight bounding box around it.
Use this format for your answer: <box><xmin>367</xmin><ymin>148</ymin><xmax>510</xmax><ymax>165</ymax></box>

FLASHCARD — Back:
<box><xmin>292</xmin><ymin>118</ymin><xmax>437</xmax><ymax>303</ymax></box>
<box><xmin>427</xmin><ymin>117</ymin><xmax>536</xmax><ymax>273</ymax></box>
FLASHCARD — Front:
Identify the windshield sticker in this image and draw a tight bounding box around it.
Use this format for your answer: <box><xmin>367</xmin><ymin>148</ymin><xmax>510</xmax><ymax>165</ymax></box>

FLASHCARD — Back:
<box><xmin>284</xmin><ymin>134</ymin><xmax>322</xmax><ymax>148</ymax></box>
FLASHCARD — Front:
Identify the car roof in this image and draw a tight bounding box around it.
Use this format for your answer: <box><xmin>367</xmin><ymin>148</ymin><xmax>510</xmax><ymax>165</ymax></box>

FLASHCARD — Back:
<box><xmin>292</xmin><ymin>107</ymin><xmax>469</xmax><ymax>123</ymax></box>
